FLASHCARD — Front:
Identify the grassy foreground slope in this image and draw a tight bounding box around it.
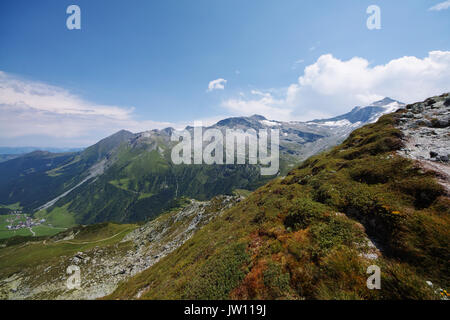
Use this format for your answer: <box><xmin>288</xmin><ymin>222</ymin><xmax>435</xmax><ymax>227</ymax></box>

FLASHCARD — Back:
<box><xmin>108</xmin><ymin>110</ymin><xmax>449</xmax><ymax>300</ymax></box>
<box><xmin>0</xmin><ymin>222</ymin><xmax>137</xmax><ymax>299</ymax></box>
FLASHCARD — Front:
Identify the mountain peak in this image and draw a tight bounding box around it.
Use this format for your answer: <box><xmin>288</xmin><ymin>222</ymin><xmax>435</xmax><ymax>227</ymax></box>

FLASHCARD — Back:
<box><xmin>161</xmin><ymin>127</ymin><xmax>175</xmax><ymax>135</ymax></box>
<box><xmin>82</xmin><ymin>129</ymin><xmax>135</xmax><ymax>163</ymax></box>
<box><xmin>311</xmin><ymin>98</ymin><xmax>404</xmax><ymax>125</ymax></box>
<box><xmin>112</xmin><ymin>129</ymin><xmax>134</xmax><ymax>136</ymax></box>
<box><xmin>371</xmin><ymin>97</ymin><xmax>401</xmax><ymax>106</ymax></box>
<box><xmin>249</xmin><ymin>114</ymin><xmax>267</xmax><ymax>121</ymax></box>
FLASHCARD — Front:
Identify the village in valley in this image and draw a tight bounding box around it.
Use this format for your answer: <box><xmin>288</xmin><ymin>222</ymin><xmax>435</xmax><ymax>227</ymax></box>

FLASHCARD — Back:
<box><xmin>0</xmin><ymin>202</ymin><xmax>70</xmax><ymax>240</ymax></box>
<box><xmin>4</xmin><ymin>211</ymin><xmax>46</xmax><ymax>231</ymax></box>
<box><xmin>0</xmin><ymin>206</ymin><xmax>67</xmax><ymax>240</ymax></box>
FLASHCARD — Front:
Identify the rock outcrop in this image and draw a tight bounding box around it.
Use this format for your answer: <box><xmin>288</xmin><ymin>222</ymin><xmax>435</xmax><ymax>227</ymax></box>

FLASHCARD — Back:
<box><xmin>397</xmin><ymin>93</ymin><xmax>450</xmax><ymax>193</ymax></box>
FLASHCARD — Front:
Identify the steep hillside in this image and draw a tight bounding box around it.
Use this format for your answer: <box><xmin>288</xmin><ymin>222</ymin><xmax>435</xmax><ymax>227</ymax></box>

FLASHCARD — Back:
<box><xmin>80</xmin><ymin>130</ymin><xmax>134</xmax><ymax>164</ymax></box>
<box><xmin>0</xmin><ymin>154</ymin><xmax>21</xmax><ymax>163</ymax></box>
<box><xmin>108</xmin><ymin>94</ymin><xmax>449</xmax><ymax>300</ymax></box>
<box><xmin>0</xmin><ymin>151</ymin><xmax>82</xmax><ymax>210</ymax></box>
<box><xmin>0</xmin><ymin>130</ymin><xmax>134</xmax><ymax>212</ymax></box>
<box><xmin>0</xmin><ymin>196</ymin><xmax>240</xmax><ymax>299</ymax></box>
<box><xmin>46</xmin><ymin>130</ymin><xmax>270</xmax><ymax>224</ymax></box>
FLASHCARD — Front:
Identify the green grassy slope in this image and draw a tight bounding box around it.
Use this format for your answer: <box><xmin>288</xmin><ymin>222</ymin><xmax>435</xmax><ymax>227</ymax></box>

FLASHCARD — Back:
<box><xmin>52</xmin><ymin>141</ymin><xmax>276</xmax><ymax>224</ymax></box>
<box><xmin>35</xmin><ymin>203</ymin><xmax>77</xmax><ymax>228</ymax></box>
<box><xmin>108</xmin><ymin>111</ymin><xmax>449</xmax><ymax>300</ymax></box>
<box><xmin>0</xmin><ymin>152</ymin><xmax>83</xmax><ymax>210</ymax></box>
<box><xmin>0</xmin><ymin>222</ymin><xmax>137</xmax><ymax>291</ymax></box>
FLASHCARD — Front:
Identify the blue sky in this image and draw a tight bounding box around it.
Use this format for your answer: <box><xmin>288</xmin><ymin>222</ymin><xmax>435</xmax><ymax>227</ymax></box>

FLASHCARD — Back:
<box><xmin>0</xmin><ymin>0</ymin><xmax>449</xmax><ymax>147</ymax></box>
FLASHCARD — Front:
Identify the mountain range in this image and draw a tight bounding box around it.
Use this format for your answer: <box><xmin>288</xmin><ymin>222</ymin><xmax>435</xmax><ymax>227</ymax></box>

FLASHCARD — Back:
<box><xmin>0</xmin><ymin>147</ymin><xmax>84</xmax><ymax>164</ymax></box>
<box><xmin>0</xmin><ymin>93</ymin><xmax>448</xmax><ymax>300</ymax></box>
<box><xmin>0</xmin><ymin>97</ymin><xmax>404</xmax><ymax>227</ymax></box>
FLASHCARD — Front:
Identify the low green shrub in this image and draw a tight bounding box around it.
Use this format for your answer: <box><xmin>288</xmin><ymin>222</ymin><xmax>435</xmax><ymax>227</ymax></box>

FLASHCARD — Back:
<box><xmin>183</xmin><ymin>242</ymin><xmax>250</xmax><ymax>300</ymax></box>
<box><xmin>309</xmin><ymin>217</ymin><xmax>365</xmax><ymax>257</ymax></box>
<box><xmin>269</xmin><ymin>240</ymin><xmax>283</xmax><ymax>254</ymax></box>
<box><xmin>284</xmin><ymin>198</ymin><xmax>329</xmax><ymax>230</ymax></box>
<box><xmin>394</xmin><ymin>177</ymin><xmax>444</xmax><ymax>209</ymax></box>
<box><xmin>348</xmin><ymin>156</ymin><xmax>412</xmax><ymax>185</ymax></box>
<box><xmin>263</xmin><ymin>261</ymin><xmax>291</xmax><ymax>298</ymax></box>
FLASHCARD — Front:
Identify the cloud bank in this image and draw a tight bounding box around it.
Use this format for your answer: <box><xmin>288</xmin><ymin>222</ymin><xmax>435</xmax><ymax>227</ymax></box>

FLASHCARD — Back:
<box><xmin>0</xmin><ymin>72</ymin><xmax>175</xmax><ymax>147</ymax></box>
<box><xmin>222</xmin><ymin>51</ymin><xmax>450</xmax><ymax>121</ymax></box>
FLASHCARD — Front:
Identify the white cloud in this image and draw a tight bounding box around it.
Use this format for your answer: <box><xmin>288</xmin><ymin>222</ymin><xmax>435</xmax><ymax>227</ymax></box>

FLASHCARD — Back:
<box><xmin>429</xmin><ymin>1</ymin><xmax>450</xmax><ymax>11</ymax></box>
<box><xmin>0</xmin><ymin>71</ymin><xmax>176</xmax><ymax>147</ymax></box>
<box><xmin>221</xmin><ymin>51</ymin><xmax>450</xmax><ymax>121</ymax></box>
<box><xmin>222</xmin><ymin>90</ymin><xmax>293</xmax><ymax>120</ymax></box>
<box><xmin>207</xmin><ymin>78</ymin><xmax>227</xmax><ymax>92</ymax></box>
<box><xmin>0</xmin><ymin>71</ymin><xmax>132</xmax><ymax>120</ymax></box>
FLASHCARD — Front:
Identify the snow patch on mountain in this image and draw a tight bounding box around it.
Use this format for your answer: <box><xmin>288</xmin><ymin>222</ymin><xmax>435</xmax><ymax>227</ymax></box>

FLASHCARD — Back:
<box><xmin>367</xmin><ymin>101</ymin><xmax>403</xmax><ymax>123</ymax></box>
<box><xmin>309</xmin><ymin>119</ymin><xmax>352</xmax><ymax>127</ymax></box>
<box><xmin>260</xmin><ymin>120</ymin><xmax>281</xmax><ymax>127</ymax></box>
